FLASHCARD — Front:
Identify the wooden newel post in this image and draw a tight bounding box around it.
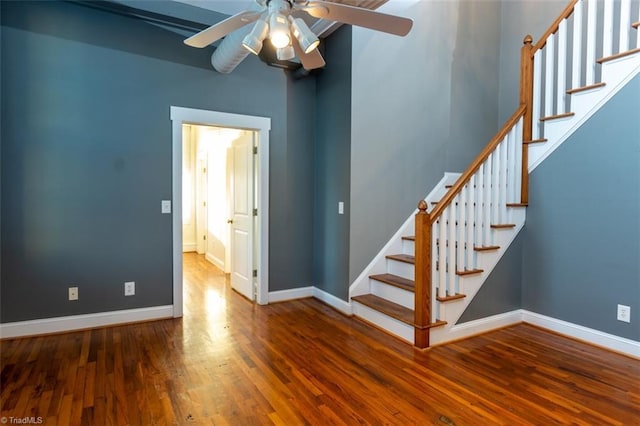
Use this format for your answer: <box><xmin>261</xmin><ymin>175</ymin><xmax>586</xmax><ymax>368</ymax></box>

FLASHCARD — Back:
<box><xmin>520</xmin><ymin>35</ymin><xmax>535</xmax><ymax>205</ymax></box>
<box><xmin>414</xmin><ymin>200</ymin><xmax>432</xmax><ymax>349</ymax></box>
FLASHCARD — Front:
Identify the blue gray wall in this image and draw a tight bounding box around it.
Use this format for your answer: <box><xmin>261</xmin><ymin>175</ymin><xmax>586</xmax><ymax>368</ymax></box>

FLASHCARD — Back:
<box><xmin>313</xmin><ymin>27</ymin><xmax>352</xmax><ymax>299</ymax></box>
<box><xmin>459</xmin><ymin>233</ymin><xmax>524</xmax><ymax>323</ymax></box>
<box><xmin>0</xmin><ymin>0</ymin><xmax>314</xmax><ymax>322</ymax></box>
<box><xmin>348</xmin><ymin>0</ymin><xmax>502</xmax><ymax>285</ymax></box>
<box><xmin>522</xmin><ymin>75</ymin><xmax>640</xmax><ymax>340</ymax></box>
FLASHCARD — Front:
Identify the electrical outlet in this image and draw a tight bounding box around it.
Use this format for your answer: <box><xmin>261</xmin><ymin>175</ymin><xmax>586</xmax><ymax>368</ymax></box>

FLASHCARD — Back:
<box><xmin>68</xmin><ymin>287</ymin><xmax>78</xmax><ymax>301</ymax></box>
<box><xmin>124</xmin><ymin>281</ymin><xmax>135</xmax><ymax>296</ymax></box>
<box><xmin>617</xmin><ymin>304</ymin><xmax>631</xmax><ymax>323</ymax></box>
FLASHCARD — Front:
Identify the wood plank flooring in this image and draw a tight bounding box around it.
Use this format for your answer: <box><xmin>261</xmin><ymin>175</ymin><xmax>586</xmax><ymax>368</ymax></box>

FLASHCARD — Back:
<box><xmin>1</xmin><ymin>253</ymin><xmax>639</xmax><ymax>425</ymax></box>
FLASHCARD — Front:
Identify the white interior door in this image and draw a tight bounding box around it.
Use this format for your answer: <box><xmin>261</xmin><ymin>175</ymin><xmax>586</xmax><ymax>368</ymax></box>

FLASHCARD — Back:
<box><xmin>230</xmin><ymin>132</ymin><xmax>254</xmax><ymax>300</ymax></box>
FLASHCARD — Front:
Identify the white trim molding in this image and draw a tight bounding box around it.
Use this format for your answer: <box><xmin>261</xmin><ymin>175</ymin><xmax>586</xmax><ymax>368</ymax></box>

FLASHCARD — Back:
<box><xmin>313</xmin><ymin>287</ymin><xmax>353</xmax><ymax>315</ymax></box>
<box><xmin>522</xmin><ymin>310</ymin><xmax>640</xmax><ymax>359</ymax></box>
<box><xmin>268</xmin><ymin>287</ymin><xmax>314</xmax><ymax>303</ymax></box>
<box><xmin>267</xmin><ymin>286</ymin><xmax>353</xmax><ymax>315</ymax></box>
<box><xmin>205</xmin><ymin>253</ymin><xmax>225</xmax><ymax>271</ymax></box>
<box><xmin>0</xmin><ymin>306</ymin><xmax>173</xmax><ymax>340</ymax></box>
<box><xmin>431</xmin><ymin>310</ymin><xmax>639</xmax><ymax>359</ymax></box>
<box><xmin>170</xmin><ymin>106</ymin><xmax>271</xmax><ymax>317</ymax></box>
<box><xmin>431</xmin><ymin>310</ymin><xmax>523</xmax><ymax>346</ymax></box>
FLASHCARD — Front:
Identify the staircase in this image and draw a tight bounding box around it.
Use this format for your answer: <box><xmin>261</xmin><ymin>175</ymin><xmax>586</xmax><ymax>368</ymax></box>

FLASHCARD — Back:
<box><xmin>349</xmin><ymin>0</ymin><xmax>640</xmax><ymax>348</ymax></box>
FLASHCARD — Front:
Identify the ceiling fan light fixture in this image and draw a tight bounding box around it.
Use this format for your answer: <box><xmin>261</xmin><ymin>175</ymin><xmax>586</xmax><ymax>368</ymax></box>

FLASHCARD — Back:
<box><xmin>242</xmin><ymin>19</ymin><xmax>269</xmax><ymax>55</ymax></box>
<box><xmin>269</xmin><ymin>12</ymin><xmax>291</xmax><ymax>49</ymax></box>
<box><xmin>276</xmin><ymin>45</ymin><xmax>295</xmax><ymax>61</ymax></box>
<box><xmin>289</xmin><ymin>17</ymin><xmax>319</xmax><ymax>54</ymax></box>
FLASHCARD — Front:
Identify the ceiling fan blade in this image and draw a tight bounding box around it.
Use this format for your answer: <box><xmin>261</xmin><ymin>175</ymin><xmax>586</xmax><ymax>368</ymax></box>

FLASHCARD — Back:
<box><xmin>184</xmin><ymin>11</ymin><xmax>262</xmax><ymax>48</ymax></box>
<box><xmin>302</xmin><ymin>1</ymin><xmax>413</xmax><ymax>36</ymax></box>
<box><xmin>292</xmin><ymin>40</ymin><xmax>326</xmax><ymax>70</ymax></box>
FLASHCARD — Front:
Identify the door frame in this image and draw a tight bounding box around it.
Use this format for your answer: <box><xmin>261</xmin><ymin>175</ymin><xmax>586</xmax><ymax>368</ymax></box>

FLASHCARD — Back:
<box><xmin>170</xmin><ymin>106</ymin><xmax>271</xmax><ymax>317</ymax></box>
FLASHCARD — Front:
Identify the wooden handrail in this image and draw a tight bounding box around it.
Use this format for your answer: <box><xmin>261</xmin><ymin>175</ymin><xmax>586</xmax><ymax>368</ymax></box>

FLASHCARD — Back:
<box><xmin>429</xmin><ymin>104</ymin><xmax>526</xmax><ymax>222</ymax></box>
<box><xmin>533</xmin><ymin>0</ymin><xmax>579</xmax><ymax>52</ymax></box>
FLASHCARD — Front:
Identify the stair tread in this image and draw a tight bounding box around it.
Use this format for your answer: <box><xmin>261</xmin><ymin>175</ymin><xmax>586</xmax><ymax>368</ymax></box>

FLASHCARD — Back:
<box><xmin>566</xmin><ymin>82</ymin><xmax>606</xmax><ymax>94</ymax></box>
<box><xmin>370</xmin><ymin>273</ymin><xmax>415</xmax><ymax>292</ymax></box>
<box><xmin>491</xmin><ymin>223</ymin><xmax>516</xmax><ymax>229</ymax></box>
<box><xmin>523</xmin><ymin>138</ymin><xmax>548</xmax><ymax>144</ymax></box>
<box><xmin>456</xmin><ymin>268</ymin><xmax>484</xmax><ymax>276</ymax></box>
<box><xmin>401</xmin><ymin>236</ymin><xmax>415</xmax><ymax>241</ymax></box>
<box><xmin>540</xmin><ymin>112</ymin><xmax>575</xmax><ymax>122</ymax></box>
<box><xmin>506</xmin><ymin>203</ymin><xmax>528</xmax><ymax>207</ymax></box>
<box><xmin>436</xmin><ymin>293</ymin><xmax>466</xmax><ymax>302</ymax></box>
<box><xmin>352</xmin><ymin>294</ymin><xmax>414</xmax><ymax>325</ymax></box>
<box><xmin>474</xmin><ymin>245</ymin><xmax>500</xmax><ymax>251</ymax></box>
<box><xmin>597</xmin><ymin>47</ymin><xmax>640</xmax><ymax>64</ymax></box>
<box><xmin>386</xmin><ymin>254</ymin><xmax>415</xmax><ymax>264</ymax></box>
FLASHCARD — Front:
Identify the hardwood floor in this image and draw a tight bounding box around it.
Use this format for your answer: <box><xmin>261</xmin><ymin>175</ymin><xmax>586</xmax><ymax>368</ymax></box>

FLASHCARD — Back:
<box><xmin>1</xmin><ymin>253</ymin><xmax>639</xmax><ymax>425</ymax></box>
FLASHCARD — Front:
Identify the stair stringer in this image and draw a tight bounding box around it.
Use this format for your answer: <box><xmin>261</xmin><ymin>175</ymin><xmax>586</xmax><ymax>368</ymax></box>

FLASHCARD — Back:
<box><xmin>348</xmin><ymin>172</ymin><xmax>460</xmax><ymax>299</ymax></box>
<box><xmin>529</xmin><ymin>53</ymin><xmax>640</xmax><ymax>171</ymax></box>
<box><xmin>429</xmin><ymin>208</ymin><xmax>526</xmax><ymax>346</ymax></box>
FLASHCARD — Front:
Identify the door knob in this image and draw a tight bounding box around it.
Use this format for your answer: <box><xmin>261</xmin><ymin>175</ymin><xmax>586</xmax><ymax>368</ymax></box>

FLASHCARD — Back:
<box><xmin>227</xmin><ymin>219</ymin><xmax>233</xmax><ymax>224</ymax></box>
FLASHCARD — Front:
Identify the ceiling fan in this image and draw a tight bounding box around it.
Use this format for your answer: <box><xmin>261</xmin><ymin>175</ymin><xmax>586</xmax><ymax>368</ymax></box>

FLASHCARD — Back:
<box><xmin>184</xmin><ymin>0</ymin><xmax>413</xmax><ymax>71</ymax></box>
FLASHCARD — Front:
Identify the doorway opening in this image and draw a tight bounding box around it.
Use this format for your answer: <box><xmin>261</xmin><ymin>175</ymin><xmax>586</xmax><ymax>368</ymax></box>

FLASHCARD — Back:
<box><xmin>171</xmin><ymin>107</ymin><xmax>271</xmax><ymax>317</ymax></box>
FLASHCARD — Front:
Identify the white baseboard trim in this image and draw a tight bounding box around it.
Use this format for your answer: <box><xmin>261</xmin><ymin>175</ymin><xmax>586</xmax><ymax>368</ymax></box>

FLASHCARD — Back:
<box><xmin>0</xmin><ymin>305</ymin><xmax>174</xmax><ymax>339</ymax></box>
<box><xmin>266</xmin><ymin>286</ymin><xmax>352</xmax><ymax>315</ymax></box>
<box><xmin>268</xmin><ymin>287</ymin><xmax>314</xmax><ymax>303</ymax></box>
<box><xmin>205</xmin><ymin>253</ymin><xmax>225</xmax><ymax>271</ymax></box>
<box><xmin>313</xmin><ymin>287</ymin><xmax>352</xmax><ymax>315</ymax></box>
<box><xmin>522</xmin><ymin>310</ymin><xmax>640</xmax><ymax>359</ymax></box>
<box><xmin>431</xmin><ymin>309</ymin><xmax>640</xmax><ymax>358</ymax></box>
<box><xmin>182</xmin><ymin>244</ymin><xmax>196</xmax><ymax>252</ymax></box>
<box><xmin>431</xmin><ymin>310</ymin><xmax>523</xmax><ymax>345</ymax></box>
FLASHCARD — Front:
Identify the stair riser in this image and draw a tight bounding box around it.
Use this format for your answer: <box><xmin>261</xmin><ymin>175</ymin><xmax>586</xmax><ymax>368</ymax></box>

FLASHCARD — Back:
<box><xmin>370</xmin><ymin>280</ymin><xmax>414</xmax><ymax>309</ymax></box>
<box><xmin>402</xmin><ymin>239</ymin><xmax>414</xmax><ymax>255</ymax></box>
<box><xmin>387</xmin><ymin>259</ymin><xmax>414</xmax><ymax>281</ymax></box>
<box><xmin>352</xmin><ymin>301</ymin><xmax>414</xmax><ymax>343</ymax></box>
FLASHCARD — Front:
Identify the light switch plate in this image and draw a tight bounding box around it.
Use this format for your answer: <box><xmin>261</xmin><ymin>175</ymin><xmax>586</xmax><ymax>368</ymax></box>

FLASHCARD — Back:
<box><xmin>161</xmin><ymin>200</ymin><xmax>171</xmax><ymax>214</ymax></box>
<box><xmin>338</xmin><ymin>202</ymin><xmax>344</xmax><ymax>215</ymax></box>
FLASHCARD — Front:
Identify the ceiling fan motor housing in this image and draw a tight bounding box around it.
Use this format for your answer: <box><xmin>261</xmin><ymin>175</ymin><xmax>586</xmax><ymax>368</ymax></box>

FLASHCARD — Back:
<box><xmin>266</xmin><ymin>0</ymin><xmax>293</xmax><ymax>13</ymax></box>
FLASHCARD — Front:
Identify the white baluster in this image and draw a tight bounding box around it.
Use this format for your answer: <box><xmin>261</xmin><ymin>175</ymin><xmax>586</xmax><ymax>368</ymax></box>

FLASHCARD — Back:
<box><xmin>586</xmin><ymin>0</ymin><xmax>597</xmax><ymax>84</ymax></box>
<box><xmin>506</xmin><ymin>130</ymin><xmax>516</xmax><ymax>224</ymax></box>
<box><xmin>447</xmin><ymin>202</ymin><xmax>457</xmax><ymax>295</ymax></box>
<box><xmin>637</xmin><ymin>1</ymin><xmax>640</xmax><ymax>48</ymax></box>
<box><xmin>557</xmin><ymin>20</ymin><xmax>568</xmax><ymax>113</ymax></box>
<box><xmin>514</xmin><ymin>118</ymin><xmax>523</xmax><ymax>203</ymax></box>
<box><xmin>603</xmin><ymin>0</ymin><xmax>614</xmax><ymax>58</ymax></box>
<box><xmin>499</xmin><ymin>139</ymin><xmax>508</xmax><ymax>223</ymax></box>
<box><xmin>572</xmin><ymin>0</ymin><xmax>584</xmax><ymax>89</ymax></box>
<box><xmin>466</xmin><ymin>175</ymin><xmax>476</xmax><ymax>269</ymax></box>
<box><xmin>431</xmin><ymin>222</ymin><xmax>438</xmax><ymax>323</ymax></box>
<box><xmin>458</xmin><ymin>188</ymin><xmax>466</xmax><ymax>273</ymax></box>
<box><xmin>491</xmin><ymin>148</ymin><xmax>500</xmax><ymax>225</ymax></box>
<box><xmin>532</xmin><ymin>50</ymin><xmax>543</xmax><ymax>140</ymax></box>
<box><xmin>484</xmin><ymin>157</ymin><xmax>493</xmax><ymax>245</ymax></box>
<box><xmin>619</xmin><ymin>0</ymin><xmax>631</xmax><ymax>53</ymax></box>
<box><xmin>476</xmin><ymin>165</ymin><xmax>485</xmax><ymax>247</ymax></box>
<box><xmin>438</xmin><ymin>215</ymin><xmax>446</xmax><ymax>300</ymax></box>
<box><xmin>545</xmin><ymin>33</ymin><xmax>556</xmax><ymax>117</ymax></box>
